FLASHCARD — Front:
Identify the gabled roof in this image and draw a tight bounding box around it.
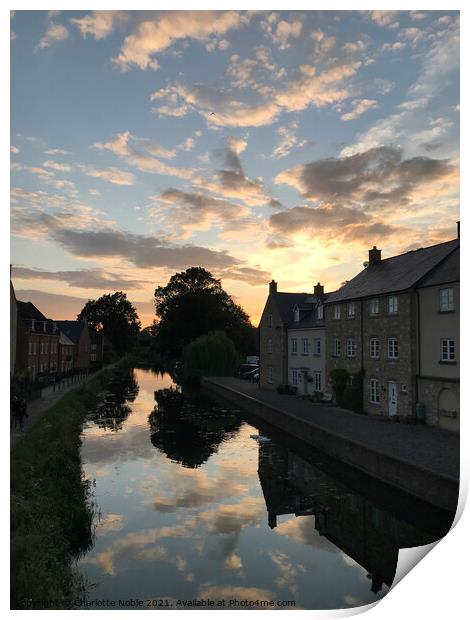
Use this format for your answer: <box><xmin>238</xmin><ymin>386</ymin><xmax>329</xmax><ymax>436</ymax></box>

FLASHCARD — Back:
<box><xmin>418</xmin><ymin>246</ymin><xmax>459</xmax><ymax>287</ymax></box>
<box><xmin>327</xmin><ymin>239</ymin><xmax>459</xmax><ymax>302</ymax></box>
<box><xmin>269</xmin><ymin>292</ymin><xmax>312</xmax><ymax>324</ymax></box>
<box><xmin>16</xmin><ymin>300</ymin><xmax>47</xmax><ymax>321</ymax></box>
<box><xmin>291</xmin><ymin>293</ymin><xmax>333</xmax><ymax>329</ymax></box>
<box><xmin>55</xmin><ymin>320</ymin><xmax>87</xmax><ymax>344</ymax></box>
<box><xmin>59</xmin><ymin>331</ymin><xmax>75</xmax><ymax>346</ymax></box>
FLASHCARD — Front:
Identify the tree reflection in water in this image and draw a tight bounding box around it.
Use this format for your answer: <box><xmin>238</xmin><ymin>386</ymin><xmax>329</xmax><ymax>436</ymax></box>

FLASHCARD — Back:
<box><xmin>149</xmin><ymin>388</ymin><xmax>241</xmax><ymax>468</ymax></box>
<box><xmin>87</xmin><ymin>366</ymin><xmax>139</xmax><ymax>432</ymax></box>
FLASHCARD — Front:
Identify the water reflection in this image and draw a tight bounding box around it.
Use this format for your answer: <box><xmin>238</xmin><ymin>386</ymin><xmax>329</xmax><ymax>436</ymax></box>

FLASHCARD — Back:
<box><xmin>149</xmin><ymin>388</ymin><xmax>241</xmax><ymax>468</ymax></box>
<box><xmin>87</xmin><ymin>367</ymin><xmax>139</xmax><ymax>432</ymax></box>
<box><xmin>78</xmin><ymin>368</ymin><xmax>454</xmax><ymax>609</ymax></box>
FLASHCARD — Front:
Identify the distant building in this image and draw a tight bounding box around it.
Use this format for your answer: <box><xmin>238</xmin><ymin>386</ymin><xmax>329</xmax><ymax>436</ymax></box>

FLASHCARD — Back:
<box><xmin>417</xmin><ymin>246</ymin><xmax>459</xmax><ymax>431</ymax></box>
<box><xmin>15</xmin><ymin>301</ymin><xmax>60</xmax><ymax>380</ymax></box>
<box><xmin>324</xmin><ymin>236</ymin><xmax>459</xmax><ymax>426</ymax></box>
<box><xmin>89</xmin><ymin>330</ymin><xmax>105</xmax><ymax>367</ymax></box>
<box><xmin>10</xmin><ymin>280</ymin><xmax>17</xmax><ymax>374</ymax></box>
<box><xmin>55</xmin><ymin>320</ymin><xmax>91</xmax><ymax>369</ymax></box>
<box><xmin>58</xmin><ymin>331</ymin><xmax>75</xmax><ymax>373</ymax></box>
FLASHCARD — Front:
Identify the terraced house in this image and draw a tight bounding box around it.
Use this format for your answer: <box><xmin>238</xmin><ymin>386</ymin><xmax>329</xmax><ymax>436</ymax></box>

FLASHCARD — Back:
<box><xmin>325</xmin><ymin>235</ymin><xmax>459</xmax><ymax>429</ymax></box>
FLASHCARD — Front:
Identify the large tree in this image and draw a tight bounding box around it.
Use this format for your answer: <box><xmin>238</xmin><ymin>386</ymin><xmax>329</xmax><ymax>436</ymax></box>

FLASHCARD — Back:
<box><xmin>78</xmin><ymin>292</ymin><xmax>141</xmax><ymax>356</ymax></box>
<box><xmin>153</xmin><ymin>267</ymin><xmax>254</xmax><ymax>358</ymax></box>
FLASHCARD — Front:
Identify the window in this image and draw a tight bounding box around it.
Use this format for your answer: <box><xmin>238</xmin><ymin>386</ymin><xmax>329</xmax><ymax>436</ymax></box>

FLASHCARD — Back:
<box><xmin>314</xmin><ymin>371</ymin><xmax>322</xmax><ymax>392</ymax></box>
<box><xmin>333</xmin><ymin>338</ymin><xmax>341</xmax><ymax>357</ymax></box>
<box><xmin>267</xmin><ymin>338</ymin><xmax>273</xmax><ymax>354</ymax></box>
<box><xmin>369</xmin><ymin>378</ymin><xmax>380</xmax><ymax>403</ymax></box>
<box><xmin>387</xmin><ymin>296</ymin><xmax>398</xmax><ymax>315</ymax></box>
<box><xmin>347</xmin><ymin>302</ymin><xmax>356</xmax><ymax>318</ymax></box>
<box><xmin>44</xmin><ymin>342</ymin><xmax>48</xmax><ymax>354</ymax></box>
<box><xmin>317</xmin><ymin>304</ymin><xmax>324</xmax><ymax>320</ymax></box>
<box><xmin>440</xmin><ymin>288</ymin><xmax>454</xmax><ymax>312</ymax></box>
<box><xmin>346</xmin><ymin>338</ymin><xmax>356</xmax><ymax>358</ymax></box>
<box><xmin>369</xmin><ymin>298</ymin><xmax>380</xmax><ymax>315</ymax></box>
<box><xmin>268</xmin><ymin>366</ymin><xmax>273</xmax><ymax>383</ymax></box>
<box><xmin>33</xmin><ymin>342</ymin><xmax>37</xmax><ymax>355</ymax></box>
<box><xmin>294</xmin><ymin>306</ymin><xmax>300</xmax><ymax>322</ymax></box>
<box><xmin>291</xmin><ymin>339</ymin><xmax>298</xmax><ymax>354</ymax></box>
<box><xmin>268</xmin><ymin>314</ymin><xmax>273</xmax><ymax>327</ymax></box>
<box><xmin>292</xmin><ymin>370</ymin><xmax>298</xmax><ymax>385</ymax></box>
<box><xmin>91</xmin><ymin>344</ymin><xmax>97</xmax><ymax>351</ymax></box>
<box><xmin>313</xmin><ymin>339</ymin><xmax>321</xmax><ymax>356</ymax></box>
<box><xmin>334</xmin><ymin>304</ymin><xmax>341</xmax><ymax>320</ymax></box>
<box><xmin>43</xmin><ymin>321</ymin><xmax>47</xmax><ymax>333</ymax></box>
<box><xmin>40</xmin><ymin>342</ymin><xmax>44</xmax><ymax>355</ymax></box>
<box><xmin>31</xmin><ymin>319</ymin><xmax>35</xmax><ymax>331</ymax></box>
<box><xmin>388</xmin><ymin>337</ymin><xmax>398</xmax><ymax>359</ymax></box>
<box><xmin>302</xmin><ymin>338</ymin><xmax>309</xmax><ymax>354</ymax></box>
<box><xmin>91</xmin><ymin>354</ymin><xmax>97</xmax><ymax>362</ymax></box>
<box><xmin>370</xmin><ymin>338</ymin><xmax>379</xmax><ymax>359</ymax></box>
<box><xmin>441</xmin><ymin>339</ymin><xmax>455</xmax><ymax>362</ymax></box>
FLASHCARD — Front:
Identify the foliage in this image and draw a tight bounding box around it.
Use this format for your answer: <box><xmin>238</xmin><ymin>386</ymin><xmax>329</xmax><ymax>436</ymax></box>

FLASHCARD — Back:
<box><xmin>183</xmin><ymin>331</ymin><xmax>241</xmax><ymax>378</ymax></box>
<box><xmin>10</xmin><ymin>368</ymin><xmax>117</xmax><ymax>609</ymax></box>
<box><xmin>77</xmin><ymin>292</ymin><xmax>141</xmax><ymax>356</ymax></box>
<box><xmin>329</xmin><ymin>368</ymin><xmax>364</xmax><ymax>412</ymax></box>
<box><xmin>153</xmin><ymin>267</ymin><xmax>255</xmax><ymax>358</ymax></box>
<box><xmin>328</xmin><ymin>368</ymin><xmax>350</xmax><ymax>405</ymax></box>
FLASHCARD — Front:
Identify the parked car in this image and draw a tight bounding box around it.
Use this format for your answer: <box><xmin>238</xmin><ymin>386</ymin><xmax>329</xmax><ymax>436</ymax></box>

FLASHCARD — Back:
<box><xmin>241</xmin><ymin>367</ymin><xmax>259</xmax><ymax>380</ymax></box>
<box><xmin>239</xmin><ymin>363</ymin><xmax>258</xmax><ymax>377</ymax></box>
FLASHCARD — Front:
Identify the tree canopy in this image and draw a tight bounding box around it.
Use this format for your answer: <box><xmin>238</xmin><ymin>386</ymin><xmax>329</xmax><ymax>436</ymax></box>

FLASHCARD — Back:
<box><xmin>153</xmin><ymin>267</ymin><xmax>255</xmax><ymax>358</ymax></box>
<box><xmin>78</xmin><ymin>292</ymin><xmax>141</xmax><ymax>356</ymax></box>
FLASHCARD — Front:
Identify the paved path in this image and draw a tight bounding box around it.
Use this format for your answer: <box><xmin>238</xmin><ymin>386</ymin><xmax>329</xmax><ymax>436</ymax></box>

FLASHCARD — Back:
<box><xmin>205</xmin><ymin>377</ymin><xmax>459</xmax><ymax>481</ymax></box>
<box><xmin>10</xmin><ymin>364</ymin><xmax>116</xmax><ymax>450</ymax></box>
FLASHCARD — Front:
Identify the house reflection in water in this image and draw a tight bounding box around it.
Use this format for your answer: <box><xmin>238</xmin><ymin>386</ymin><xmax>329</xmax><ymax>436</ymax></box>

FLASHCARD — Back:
<box><xmin>257</xmin><ymin>440</ymin><xmax>453</xmax><ymax>594</ymax></box>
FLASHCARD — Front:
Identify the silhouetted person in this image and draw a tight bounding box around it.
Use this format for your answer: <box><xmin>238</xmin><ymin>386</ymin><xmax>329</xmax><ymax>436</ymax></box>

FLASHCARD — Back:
<box><xmin>11</xmin><ymin>396</ymin><xmax>28</xmax><ymax>431</ymax></box>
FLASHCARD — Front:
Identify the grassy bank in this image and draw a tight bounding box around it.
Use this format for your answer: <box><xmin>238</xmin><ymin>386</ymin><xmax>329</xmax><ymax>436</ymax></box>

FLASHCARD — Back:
<box><xmin>10</xmin><ymin>368</ymin><xmax>115</xmax><ymax>609</ymax></box>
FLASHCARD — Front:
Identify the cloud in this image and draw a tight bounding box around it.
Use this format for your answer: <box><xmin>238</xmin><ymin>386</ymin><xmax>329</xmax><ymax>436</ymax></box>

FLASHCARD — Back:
<box><xmin>42</xmin><ymin>159</ymin><xmax>72</xmax><ymax>172</ymax></box>
<box><xmin>340</xmin><ymin>99</ymin><xmax>378</xmax><ymax>121</ymax></box>
<box><xmin>36</xmin><ymin>21</ymin><xmax>69</xmax><ymax>50</ymax></box>
<box><xmin>44</xmin><ymin>148</ymin><xmax>71</xmax><ymax>155</ymax></box>
<box><xmin>364</xmin><ymin>11</ymin><xmax>399</xmax><ymax>28</ymax></box>
<box><xmin>10</xmin><ymin>146</ymin><xmax>19</xmax><ymax>154</ymax></box>
<box><xmin>11</xmin><ymin>266</ymin><xmax>150</xmax><ymax>290</ymax></box>
<box><xmin>78</xmin><ymin>163</ymin><xmax>136</xmax><ymax>185</ymax></box>
<box><xmin>271</xmin><ymin>18</ymin><xmax>303</xmax><ymax>50</ymax></box>
<box><xmin>70</xmin><ymin>10</ymin><xmax>130</xmax><ymax>39</ymax></box>
<box><xmin>270</xmin><ymin>122</ymin><xmax>311</xmax><ymax>159</ymax></box>
<box><xmin>112</xmin><ymin>11</ymin><xmax>249</xmax><ymax>71</ymax></box>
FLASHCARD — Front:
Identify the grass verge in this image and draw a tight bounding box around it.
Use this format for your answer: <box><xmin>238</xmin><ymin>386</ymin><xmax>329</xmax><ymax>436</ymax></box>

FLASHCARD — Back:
<box><xmin>10</xmin><ymin>368</ymin><xmax>114</xmax><ymax>610</ymax></box>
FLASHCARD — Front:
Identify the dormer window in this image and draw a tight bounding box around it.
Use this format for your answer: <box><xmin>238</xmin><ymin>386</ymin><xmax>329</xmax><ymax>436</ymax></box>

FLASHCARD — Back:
<box><xmin>293</xmin><ymin>306</ymin><xmax>300</xmax><ymax>322</ymax></box>
<box><xmin>317</xmin><ymin>304</ymin><xmax>324</xmax><ymax>320</ymax></box>
<box><xmin>43</xmin><ymin>320</ymin><xmax>47</xmax><ymax>332</ymax></box>
<box><xmin>31</xmin><ymin>319</ymin><xmax>35</xmax><ymax>331</ymax></box>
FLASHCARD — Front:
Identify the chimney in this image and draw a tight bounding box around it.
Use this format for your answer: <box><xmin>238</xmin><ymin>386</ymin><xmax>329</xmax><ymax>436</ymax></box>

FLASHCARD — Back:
<box><xmin>457</xmin><ymin>220</ymin><xmax>460</xmax><ymax>239</ymax></box>
<box><xmin>314</xmin><ymin>282</ymin><xmax>324</xmax><ymax>296</ymax></box>
<box><xmin>368</xmin><ymin>246</ymin><xmax>382</xmax><ymax>265</ymax></box>
<box><xmin>269</xmin><ymin>279</ymin><xmax>278</xmax><ymax>294</ymax></box>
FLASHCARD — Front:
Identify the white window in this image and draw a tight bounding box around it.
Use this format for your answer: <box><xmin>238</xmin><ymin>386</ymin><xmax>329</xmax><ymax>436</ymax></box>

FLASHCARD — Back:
<box><xmin>314</xmin><ymin>339</ymin><xmax>321</xmax><ymax>356</ymax></box>
<box><xmin>268</xmin><ymin>366</ymin><xmax>273</xmax><ymax>383</ymax></box>
<box><xmin>369</xmin><ymin>378</ymin><xmax>380</xmax><ymax>403</ymax></box>
<box><xmin>370</xmin><ymin>338</ymin><xmax>379</xmax><ymax>359</ymax></box>
<box><xmin>302</xmin><ymin>338</ymin><xmax>309</xmax><ymax>354</ymax></box>
<box><xmin>334</xmin><ymin>304</ymin><xmax>341</xmax><ymax>320</ymax></box>
<box><xmin>334</xmin><ymin>338</ymin><xmax>341</xmax><ymax>357</ymax></box>
<box><xmin>369</xmin><ymin>298</ymin><xmax>380</xmax><ymax>315</ymax></box>
<box><xmin>440</xmin><ymin>288</ymin><xmax>454</xmax><ymax>312</ymax></box>
<box><xmin>387</xmin><ymin>296</ymin><xmax>398</xmax><ymax>314</ymax></box>
<box><xmin>292</xmin><ymin>370</ymin><xmax>298</xmax><ymax>385</ymax></box>
<box><xmin>388</xmin><ymin>337</ymin><xmax>398</xmax><ymax>359</ymax></box>
<box><xmin>314</xmin><ymin>371</ymin><xmax>322</xmax><ymax>392</ymax></box>
<box><xmin>347</xmin><ymin>302</ymin><xmax>355</xmax><ymax>318</ymax></box>
<box><xmin>291</xmin><ymin>339</ymin><xmax>298</xmax><ymax>354</ymax></box>
<box><xmin>267</xmin><ymin>338</ymin><xmax>273</xmax><ymax>354</ymax></box>
<box><xmin>441</xmin><ymin>339</ymin><xmax>455</xmax><ymax>362</ymax></box>
<box><xmin>346</xmin><ymin>338</ymin><xmax>356</xmax><ymax>358</ymax></box>
<box><xmin>317</xmin><ymin>304</ymin><xmax>324</xmax><ymax>320</ymax></box>
<box><xmin>294</xmin><ymin>306</ymin><xmax>300</xmax><ymax>322</ymax></box>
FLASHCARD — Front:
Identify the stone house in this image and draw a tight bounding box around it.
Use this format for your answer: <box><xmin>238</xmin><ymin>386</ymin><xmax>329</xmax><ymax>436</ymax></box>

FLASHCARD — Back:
<box><xmin>15</xmin><ymin>300</ymin><xmax>60</xmax><ymax>379</ymax></box>
<box><xmin>259</xmin><ymin>280</ymin><xmax>324</xmax><ymax>390</ymax></box>
<box><xmin>56</xmin><ymin>320</ymin><xmax>91</xmax><ymax>369</ymax></box>
<box><xmin>325</xmin><ymin>237</ymin><xmax>459</xmax><ymax>425</ymax></box>
<box><xmin>287</xmin><ymin>284</ymin><xmax>331</xmax><ymax>396</ymax></box>
<box><xmin>416</xmin><ymin>247</ymin><xmax>459</xmax><ymax>431</ymax></box>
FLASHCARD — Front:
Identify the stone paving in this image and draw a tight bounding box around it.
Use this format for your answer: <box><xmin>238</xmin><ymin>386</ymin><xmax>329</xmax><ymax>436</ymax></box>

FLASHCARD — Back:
<box><xmin>205</xmin><ymin>377</ymin><xmax>460</xmax><ymax>481</ymax></box>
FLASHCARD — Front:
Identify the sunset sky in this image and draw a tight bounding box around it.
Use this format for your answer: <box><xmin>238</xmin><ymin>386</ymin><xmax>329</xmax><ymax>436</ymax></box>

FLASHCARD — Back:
<box><xmin>10</xmin><ymin>9</ymin><xmax>460</xmax><ymax>327</ymax></box>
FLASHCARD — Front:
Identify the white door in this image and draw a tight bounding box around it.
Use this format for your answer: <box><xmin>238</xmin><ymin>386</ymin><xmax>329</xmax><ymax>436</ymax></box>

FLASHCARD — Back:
<box><xmin>388</xmin><ymin>382</ymin><xmax>397</xmax><ymax>417</ymax></box>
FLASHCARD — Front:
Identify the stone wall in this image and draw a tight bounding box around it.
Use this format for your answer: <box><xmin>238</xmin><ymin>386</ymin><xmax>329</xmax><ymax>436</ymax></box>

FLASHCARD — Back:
<box><xmin>287</xmin><ymin>326</ymin><xmax>326</xmax><ymax>395</ymax></box>
<box><xmin>259</xmin><ymin>296</ymin><xmax>287</xmax><ymax>390</ymax></box>
<box><xmin>418</xmin><ymin>377</ymin><xmax>459</xmax><ymax>432</ymax></box>
<box><xmin>325</xmin><ymin>301</ymin><xmax>362</xmax><ymax>395</ymax></box>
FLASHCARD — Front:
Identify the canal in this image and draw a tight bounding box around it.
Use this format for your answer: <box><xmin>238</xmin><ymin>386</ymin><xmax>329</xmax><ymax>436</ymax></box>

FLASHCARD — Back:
<box><xmin>77</xmin><ymin>366</ymin><xmax>453</xmax><ymax>610</ymax></box>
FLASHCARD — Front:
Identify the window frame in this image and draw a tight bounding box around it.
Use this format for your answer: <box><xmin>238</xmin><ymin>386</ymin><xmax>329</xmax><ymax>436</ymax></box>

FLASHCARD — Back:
<box><xmin>387</xmin><ymin>337</ymin><xmax>399</xmax><ymax>359</ymax></box>
<box><xmin>302</xmin><ymin>338</ymin><xmax>309</xmax><ymax>355</ymax></box>
<box><xmin>291</xmin><ymin>338</ymin><xmax>298</xmax><ymax>354</ymax></box>
<box><xmin>333</xmin><ymin>304</ymin><xmax>341</xmax><ymax>320</ymax></box>
<box><xmin>441</xmin><ymin>338</ymin><xmax>456</xmax><ymax>362</ymax></box>
<box><xmin>387</xmin><ymin>295</ymin><xmax>398</xmax><ymax>315</ymax></box>
<box><xmin>369</xmin><ymin>337</ymin><xmax>379</xmax><ymax>359</ymax></box>
<box><xmin>369</xmin><ymin>378</ymin><xmax>380</xmax><ymax>404</ymax></box>
<box><xmin>439</xmin><ymin>288</ymin><xmax>454</xmax><ymax>312</ymax></box>
<box><xmin>333</xmin><ymin>338</ymin><xmax>341</xmax><ymax>357</ymax></box>
<box><xmin>369</xmin><ymin>298</ymin><xmax>380</xmax><ymax>316</ymax></box>
<box><xmin>346</xmin><ymin>337</ymin><xmax>356</xmax><ymax>358</ymax></box>
<box><xmin>314</xmin><ymin>370</ymin><xmax>322</xmax><ymax>392</ymax></box>
<box><xmin>347</xmin><ymin>302</ymin><xmax>356</xmax><ymax>318</ymax></box>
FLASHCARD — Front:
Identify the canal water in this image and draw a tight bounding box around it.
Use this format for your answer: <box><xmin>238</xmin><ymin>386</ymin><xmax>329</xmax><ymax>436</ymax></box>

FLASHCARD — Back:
<box><xmin>77</xmin><ymin>366</ymin><xmax>453</xmax><ymax>610</ymax></box>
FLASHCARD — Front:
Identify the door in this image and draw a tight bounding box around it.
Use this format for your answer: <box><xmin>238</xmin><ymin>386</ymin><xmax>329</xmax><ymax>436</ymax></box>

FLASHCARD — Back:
<box><xmin>388</xmin><ymin>382</ymin><xmax>397</xmax><ymax>417</ymax></box>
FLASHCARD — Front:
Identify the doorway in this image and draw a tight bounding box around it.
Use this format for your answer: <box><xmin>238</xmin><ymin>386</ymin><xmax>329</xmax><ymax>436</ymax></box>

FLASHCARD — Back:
<box><xmin>388</xmin><ymin>382</ymin><xmax>397</xmax><ymax>417</ymax></box>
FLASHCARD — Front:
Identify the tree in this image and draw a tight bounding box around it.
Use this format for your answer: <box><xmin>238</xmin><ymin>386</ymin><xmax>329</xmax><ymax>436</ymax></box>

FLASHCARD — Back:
<box><xmin>183</xmin><ymin>331</ymin><xmax>241</xmax><ymax>378</ymax></box>
<box><xmin>153</xmin><ymin>267</ymin><xmax>254</xmax><ymax>358</ymax></box>
<box><xmin>78</xmin><ymin>292</ymin><xmax>141</xmax><ymax>356</ymax></box>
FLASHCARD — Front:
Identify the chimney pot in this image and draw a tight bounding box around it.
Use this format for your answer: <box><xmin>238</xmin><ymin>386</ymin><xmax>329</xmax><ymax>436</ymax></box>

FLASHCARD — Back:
<box><xmin>314</xmin><ymin>282</ymin><xmax>324</xmax><ymax>296</ymax></box>
<box><xmin>368</xmin><ymin>246</ymin><xmax>382</xmax><ymax>264</ymax></box>
<box><xmin>457</xmin><ymin>221</ymin><xmax>460</xmax><ymax>239</ymax></box>
<box><xmin>269</xmin><ymin>279</ymin><xmax>278</xmax><ymax>294</ymax></box>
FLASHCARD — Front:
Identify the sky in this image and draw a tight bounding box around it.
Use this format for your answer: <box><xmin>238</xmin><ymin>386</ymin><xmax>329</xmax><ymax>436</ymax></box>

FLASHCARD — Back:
<box><xmin>10</xmin><ymin>9</ymin><xmax>460</xmax><ymax>327</ymax></box>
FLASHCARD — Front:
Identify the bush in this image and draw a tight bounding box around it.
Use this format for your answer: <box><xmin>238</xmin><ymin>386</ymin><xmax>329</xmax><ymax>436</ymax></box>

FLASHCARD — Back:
<box><xmin>183</xmin><ymin>331</ymin><xmax>241</xmax><ymax>378</ymax></box>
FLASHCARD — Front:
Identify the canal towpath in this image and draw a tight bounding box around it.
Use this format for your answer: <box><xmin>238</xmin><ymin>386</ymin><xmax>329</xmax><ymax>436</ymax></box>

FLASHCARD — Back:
<box><xmin>202</xmin><ymin>377</ymin><xmax>459</xmax><ymax>510</ymax></box>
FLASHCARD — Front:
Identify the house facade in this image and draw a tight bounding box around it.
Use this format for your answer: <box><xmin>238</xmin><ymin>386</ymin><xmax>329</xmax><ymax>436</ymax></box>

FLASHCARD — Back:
<box><xmin>58</xmin><ymin>331</ymin><xmax>75</xmax><ymax>373</ymax></box>
<box><xmin>287</xmin><ymin>284</ymin><xmax>329</xmax><ymax>396</ymax></box>
<box><xmin>417</xmin><ymin>247</ymin><xmax>459</xmax><ymax>431</ymax></box>
<box><xmin>15</xmin><ymin>301</ymin><xmax>60</xmax><ymax>379</ymax></box>
<box><xmin>56</xmin><ymin>320</ymin><xmax>91</xmax><ymax>369</ymax></box>
<box><xmin>324</xmin><ymin>238</ymin><xmax>459</xmax><ymax>426</ymax></box>
<box><xmin>89</xmin><ymin>330</ymin><xmax>105</xmax><ymax>367</ymax></box>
